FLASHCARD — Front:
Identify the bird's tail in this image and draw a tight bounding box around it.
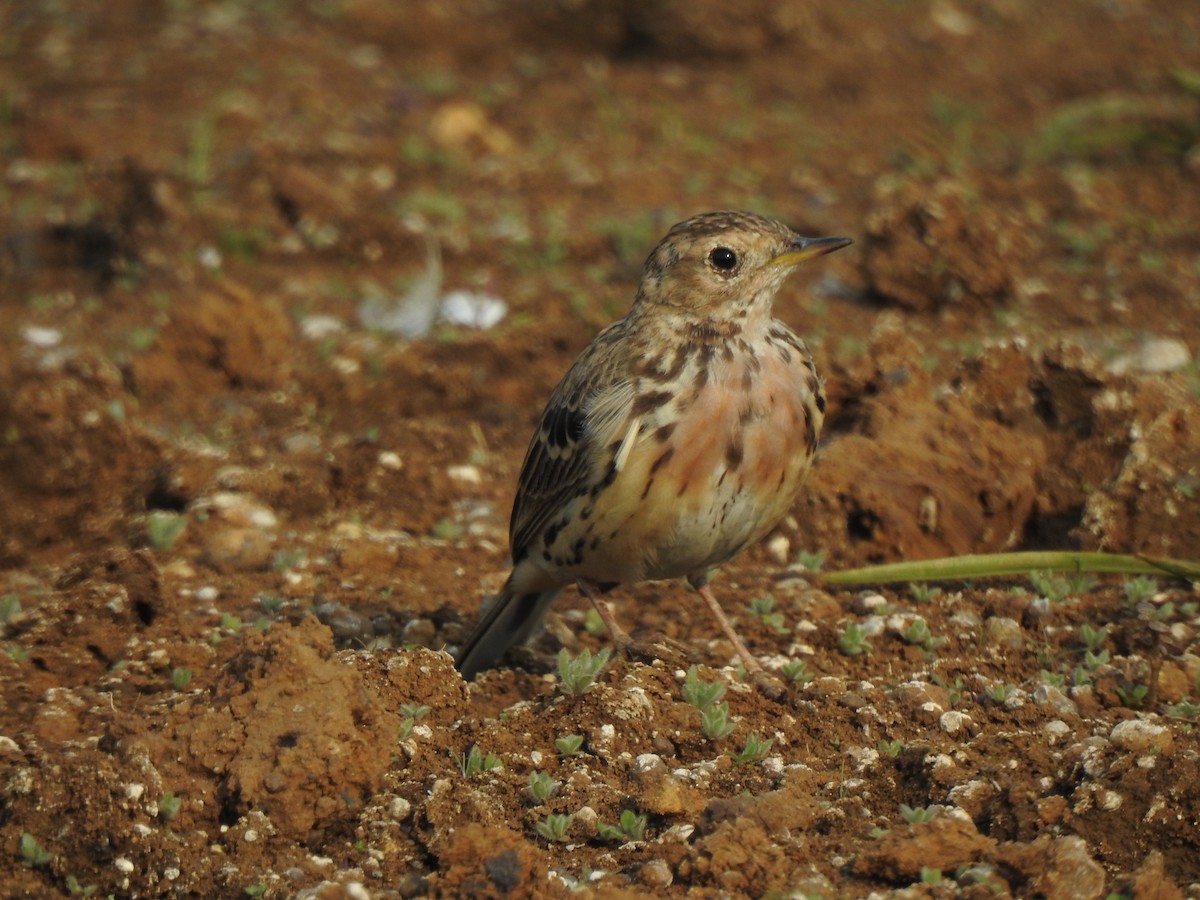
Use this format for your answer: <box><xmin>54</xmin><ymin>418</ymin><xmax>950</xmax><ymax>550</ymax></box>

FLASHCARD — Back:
<box><xmin>455</xmin><ymin>585</ymin><xmax>561</xmax><ymax>680</ymax></box>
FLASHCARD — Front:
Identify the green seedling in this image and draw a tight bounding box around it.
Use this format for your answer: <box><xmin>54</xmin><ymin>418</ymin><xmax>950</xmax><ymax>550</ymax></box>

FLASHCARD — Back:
<box><xmin>985</xmin><ymin>683</ymin><xmax>1015</xmax><ymax>703</ymax></box>
<box><xmin>555</xmin><ymin>734</ymin><xmax>585</xmax><ymax>756</ymax></box>
<box><xmin>909</xmin><ymin>582</ymin><xmax>941</xmax><ymax>604</ymax></box>
<box><xmin>748</xmin><ymin>595</ymin><xmax>787</xmax><ymax>633</ymax></box>
<box><xmin>1115</xmin><ymin>683</ymin><xmax>1149</xmax><ymax>709</ymax></box>
<box><xmin>596</xmin><ymin>809</ymin><xmax>647</xmax><ymax>842</ymax></box>
<box><xmin>171</xmin><ymin>668</ymin><xmax>192</xmax><ymax>691</ymax></box>
<box><xmin>557</xmin><ymin>647</ymin><xmax>611</xmax><ymax>695</ymax></box>
<box><xmin>733</xmin><ymin>733</ymin><xmax>773</xmax><ymax>765</ymax></box>
<box><xmin>453</xmin><ymin>744</ymin><xmax>502</xmax><ymax>776</ymax></box>
<box><xmin>1029</xmin><ymin>571</ymin><xmax>1070</xmax><ymax>602</ymax></box>
<box><xmin>159</xmin><ymin>792</ymin><xmax>182</xmax><ymax>821</ymax></box>
<box><xmin>65</xmin><ymin>875</ymin><xmax>98</xmax><ymax>896</ymax></box>
<box><xmin>701</xmin><ymin>702</ymin><xmax>736</xmax><ymax>741</ymax></box>
<box><xmin>1079</xmin><ymin>623</ymin><xmax>1109</xmax><ymax>652</ymax></box>
<box><xmin>0</xmin><ymin>592</ymin><xmax>19</xmax><ymax>623</ymax></box>
<box><xmin>528</xmin><ymin>770</ymin><xmax>557</xmax><ymax>803</ymax></box>
<box><xmin>583</xmin><ymin>608</ymin><xmax>606</xmax><ymax>636</ymax></box>
<box><xmin>1167</xmin><ymin>699</ymin><xmax>1200</xmax><ymax>719</ymax></box>
<box><xmin>779</xmin><ymin>659</ymin><xmax>812</xmax><ymax>685</ymax></box>
<box><xmin>878</xmin><ymin>739</ymin><xmax>903</xmax><ymax>757</ymax></box>
<box><xmin>146</xmin><ymin>511</ymin><xmax>187</xmax><ymax>551</ymax></box>
<box><xmin>20</xmin><ymin>833</ymin><xmax>52</xmax><ymax>867</ymax></box>
<box><xmin>793</xmin><ymin>549</ymin><xmax>826</xmax><ymax>572</ymax></box>
<box><xmin>901</xmin><ymin>617</ymin><xmax>947</xmax><ymax>652</ymax></box>
<box><xmin>899</xmin><ymin>804</ymin><xmax>938</xmax><ymax>825</ymax></box>
<box><xmin>682</xmin><ymin>665</ymin><xmax>726</xmax><ymax>710</ymax></box>
<box><xmin>536</xmin><ymin>812</ymin><xmax>572</xmax><ymax>842</ymax></box>
<box><xmin>1123</xmin><ymin>576</ymin><xmax>1158</xmax><ymax>604</ymax></box>
<box><xmin>838</xmin><ymin>623</ymin><xmax>873</xmax><ymax>656</ymax></box>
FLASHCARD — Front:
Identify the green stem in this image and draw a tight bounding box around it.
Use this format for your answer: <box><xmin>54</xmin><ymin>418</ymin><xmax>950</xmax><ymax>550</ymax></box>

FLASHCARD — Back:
<box><xmin>822</xmin><ymin>551</ymin><xmax>1200</xmax><ymax>586</ymax></box>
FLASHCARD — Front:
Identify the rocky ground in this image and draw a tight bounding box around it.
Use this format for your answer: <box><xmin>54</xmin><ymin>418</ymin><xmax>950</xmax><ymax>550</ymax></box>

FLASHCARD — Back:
<box><xmin>1</xmin><ymin>1</ymin><xmax>1199</xmax><ymax>897</ymax></box>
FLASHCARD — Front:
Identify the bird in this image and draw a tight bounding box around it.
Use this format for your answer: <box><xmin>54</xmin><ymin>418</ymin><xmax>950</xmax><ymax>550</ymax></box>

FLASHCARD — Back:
<box><xmin>455</xmin><ymin>210</ymin><xmax>851</xmax><ymax>684</ymax></box>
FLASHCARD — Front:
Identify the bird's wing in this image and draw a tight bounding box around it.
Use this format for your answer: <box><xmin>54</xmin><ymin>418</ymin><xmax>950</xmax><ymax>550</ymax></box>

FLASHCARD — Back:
<box><xmin>509</xmin><ymin>319</ymin><xmax>637</xmax><ymax>563</ymax></box>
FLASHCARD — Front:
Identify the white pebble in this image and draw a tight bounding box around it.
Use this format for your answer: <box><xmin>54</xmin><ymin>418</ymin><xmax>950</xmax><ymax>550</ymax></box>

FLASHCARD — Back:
<box><xmin>447</xmin><ymin>464</ymin><xmax>482</xmax><ymax>486</ymax></box>
<box><xmin>20</xmin><ymin>325</ymin><xmax>62</xmax><ymax>347</ymax></box>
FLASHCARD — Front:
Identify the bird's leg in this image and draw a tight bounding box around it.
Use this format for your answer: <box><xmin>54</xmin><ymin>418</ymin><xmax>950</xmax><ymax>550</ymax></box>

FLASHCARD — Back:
<box><xmin>689</xmin><ymin>575</ymin><xmax>786</xmax><ymax>698</ymax></box>
<box><xmin>689</xmin><ymin>577</ymin><xmax>766</xmax><ymax>677</ymax></box>
<box><xmin>576</xmin><ymin>579</ymin><xmax>634</xmax><ymax>653</ymax></box>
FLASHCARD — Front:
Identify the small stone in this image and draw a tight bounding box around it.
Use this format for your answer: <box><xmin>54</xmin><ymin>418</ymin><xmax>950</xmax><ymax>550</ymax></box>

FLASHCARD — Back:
<box><xmin>447</xmin><ymin>464</ymin><xmax>483</xmax><ymax>486</ymax></box>
<box><xmin>1108</xmin><ymin>336</ymin><xmax>1191</xmax><ymax>374</ymax></box>
<box><xmin>1032</xmin><ymin>684</ymin><xmax>1078</xmax><ymax>716</ymax></box>
<box><xmin>389</xmin><ymin>797</ymin><xmax>412</xmax><ymax>820</ymax></box>
<box><xmin>639</xmin><ymin>859</ymin><xmax>674</xmax><ymax>888</ymax></box>
<box><xmin>852</xmin><ymin>592</ymin><xmax>889</xmax><ymax>615</ymax></box>
<box><xmin>940</xmin><ymin>710</ymin><xmax>975</xmax><ymax>734</ymax></box>
<box><xmin>1110</xmin><ymin>718</ymin><xmax>1173</xmax><ymax>754</ymax></box>
<box><xmin>1043</xmin><ymin>720</ymin><xmax>1071</xmax><ymax>741</ymax></box>
<box><xmin>115</xmin><ymin>858</ymin><xmax>134</xmax><ymax>874</ymax></box>
<box><xmin>981</xmin><ymin>616</ymin><xmax>1023</xmax><ymax>648</ymax></box>
<box><xmin>634</xmin><ymin>753</ymin><xmax>668</xmax><ymax>775</ymax></box>
<box><xmin>207</xmin><ymin>491</ymin><xmax>279</xmax><ymax>529</ymax></box>
<box><xmin>765</xmin><ymin>534</ymin><xmax>790</xmax><ymax>566</ymax></box>
<box><xmin>299</xmin><ymin>315</ymin><xmax>345</xmax><ymax>340</ymax></box>
<box><xmin>314</xmin><ymin>602</ymin><xmax>372</xmax><ymax>642</ymax></box>
<box><xmin>378</xmin><ymin>451</ymin><xmax>403</xmax><ymax>471</ymax></box>
<box><xmin>20</xmin><ymin>325</ymin><xmax>62</xmax><ymax>347</ymax></box>
<box><xmin>204</xmin><ymin>527</ymin><xmax>274</xmax><ymax>572</ymax></box>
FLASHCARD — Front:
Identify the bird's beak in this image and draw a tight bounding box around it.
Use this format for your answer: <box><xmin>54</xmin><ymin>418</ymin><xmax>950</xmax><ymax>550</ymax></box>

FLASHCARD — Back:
<box><xmin>770</xmin><ymin>235</ymin><xmax>853</xmax><ymax>268</ymax></box>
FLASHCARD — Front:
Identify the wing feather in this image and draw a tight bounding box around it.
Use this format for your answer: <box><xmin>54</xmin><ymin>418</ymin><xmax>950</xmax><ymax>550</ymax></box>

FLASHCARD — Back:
<box><xmin>509</xmin><ymin>319</ymin><xmax>637</xmax><ymax>561</ymax></box>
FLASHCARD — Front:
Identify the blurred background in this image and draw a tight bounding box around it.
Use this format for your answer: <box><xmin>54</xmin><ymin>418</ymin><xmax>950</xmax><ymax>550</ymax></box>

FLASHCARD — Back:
<box><xmin>1</xmin><ymin>0</ymin><xmax>1198</xmax><ymax>569</ymax></box>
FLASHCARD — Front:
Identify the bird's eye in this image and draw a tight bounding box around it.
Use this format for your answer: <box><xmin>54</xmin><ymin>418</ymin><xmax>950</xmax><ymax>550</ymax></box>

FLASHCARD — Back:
<box><xmin>709</xmin><ymin>246</ymin><xmax>738</xmax><ymax>271</ymax></box>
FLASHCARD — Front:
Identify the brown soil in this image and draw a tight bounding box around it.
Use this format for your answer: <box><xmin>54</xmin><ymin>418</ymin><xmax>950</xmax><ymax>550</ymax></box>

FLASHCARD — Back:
<box><xmin>2</xmin><ymin>2</ymin><xmax>1200</xmax><ymax>897</ymax></box>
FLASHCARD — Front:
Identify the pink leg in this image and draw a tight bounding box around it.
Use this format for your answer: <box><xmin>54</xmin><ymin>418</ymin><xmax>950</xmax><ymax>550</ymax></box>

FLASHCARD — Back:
<box><xmin>576</xmin><ymin>580</ymin><xmax>634</xmax><ymax>652</ymax></box>
<box><xmin>692</xmin><ymin>581</ymin><xmax>766</xmax><ymax>676</ymax></box>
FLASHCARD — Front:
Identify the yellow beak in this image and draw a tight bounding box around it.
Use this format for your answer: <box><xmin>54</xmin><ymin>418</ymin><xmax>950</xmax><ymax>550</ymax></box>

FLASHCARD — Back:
<box><xmin>770</xmin><ymin>235</ymin><xmax>853</xmax><ymax>268</ymax></box>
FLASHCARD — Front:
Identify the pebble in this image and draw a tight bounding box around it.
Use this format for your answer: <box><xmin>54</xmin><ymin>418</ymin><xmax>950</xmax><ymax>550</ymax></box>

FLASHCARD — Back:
<box><xmin>206</xmin><ymin>492</ymin><xmax>279</xmax><ymax>530</ymax></box>
<box><xmin>389</xmin><ymin>797</ymin><xmax>412</xmax><ymax>820</ymax></box>
<box><xmin>1108</xmin><ymin>336</ymin><xmax>1191</xmax><ymax>374</ymax></box>
<box><xmin>203</xmin><ymin>527</ymin><xmax>274</xmax><ymax>573</ymax></box>
<box><xmin>852</xmin><ymin>592</ymin><xmax>889</xmax><ymax>615</ymax></box>
<box><xmin>1032</xmin><ymin>684</ymin><xmax>1078</xmax><ymax>716</ymax></box>
<box><xmin>765</xmin><ymin>534</ymin><xmax>790</xmax><ymax>565</ymax></box>
<box><xmin>20</xmin><ymin>325</ymin><xmax>62</xmax><ymax>347</ymax></box>
<box><xmin>1110</xmin><ymin>718</ymin><xmax>1173</xmax><ymax>754</ymax></box>
<box><xmin>940</xmin><ymin>710</ymin><xmax>975</xmax><ymax>735</ymax></box>
<box><xmin>440</xmin><ymin>291</ymin><xmax>507</xmax><ymax>330</ymax></box>
<box><xmin>314</xmin><ymin>602</ymin><xmax>372</xmax><ymax>642</ymax></box>
<box><xmin>299</xmin><ymin>315</ymin><xmax>345</xmax><ymax>340</ymax></box>
<box><xmin>1043</xmin><ymin>720</ymin><xmax>1071</xmax><ymax>741</ymax></box>
<box><xmin>447</xmin><ymin>464</ymin><xmax>483</xmax><ymax>486</ymax></box>
<box><xmin>981</xmin><ymin>616</ymin><xmax>1023</xmax><ymax>648</ymax></box>
<box><xmin>639</xmin><ymin>859</ymin><xmax>673</xmax><ymax>888</ymax></box>
<box><xmin>280</xmin><ymin>432</ymin><xmax>322</xmax><ymax>454</ymax></box>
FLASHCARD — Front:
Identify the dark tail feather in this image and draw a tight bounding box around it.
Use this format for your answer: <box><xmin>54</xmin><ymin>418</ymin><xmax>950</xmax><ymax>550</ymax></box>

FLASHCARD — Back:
<box><xmin>455</xmin><ymin>587</ymin><xmax>561</xmax><ymax>680</ymax></box>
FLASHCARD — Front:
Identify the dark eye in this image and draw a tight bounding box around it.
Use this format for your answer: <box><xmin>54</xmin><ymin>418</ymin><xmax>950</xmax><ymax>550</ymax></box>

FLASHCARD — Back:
<box><xmin>709</xmin><ymin>246</ymin><xmax>738</xmax><ymax>271</ymax></box>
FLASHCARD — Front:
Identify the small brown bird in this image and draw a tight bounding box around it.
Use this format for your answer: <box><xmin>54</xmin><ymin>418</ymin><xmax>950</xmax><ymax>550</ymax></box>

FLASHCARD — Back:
<box><xmin>456</xmin><ymin>211</ymin><xmax>850</xmax><ymax>681</ymax></box>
